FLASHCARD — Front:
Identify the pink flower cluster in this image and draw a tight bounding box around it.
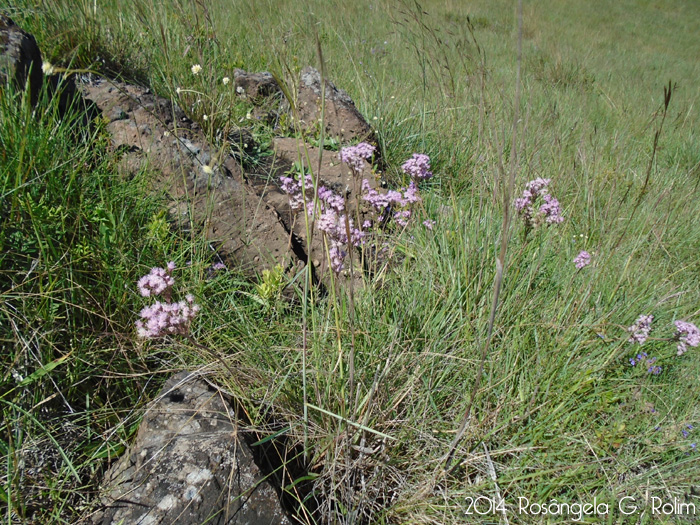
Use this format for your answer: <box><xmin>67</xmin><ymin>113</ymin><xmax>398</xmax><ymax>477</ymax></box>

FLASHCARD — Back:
<box><xmin>339</xmin><ymin>142</ymin><xmax>376</xmax><ymax>173</ymax></box>
<box><xmin>312</xmin><ymin>187</ymin><xmax>364</xmax><ymax>273</ymax></box>
<box><xmin>281</xmin><ymin>149</ymin><xmax>434</xmax><ymax>271</ymax></box>
<box><xmin>135</xmin><ymin>263</ymin><xmax>200</xmax><ymax>339</ymax></box>
<box><xmin>280</xmin><ymin>172</ymin><xmax>364</xmax><ymax>273</ymax></box>
<box><xmin>358</xmin><ymin>151</ymin><xmax>428</xmax><ymax>228</ymax></box>
<box><xmin>628</xmin><ymin>314</ymin><xmax>654</xmax><ymax>344</ymax></box>
<box><xmin>136</xmin><ymin>296</ymin><xmax>200</xmax><ymax>339</ymax></box>
<box><xmin>137</xmin><ymin>262</ymin><xmax>176</xmax><ymax>298</ymax></box>
<box><xmin>361</xmin><ymin>179</ymin><xmax>422</xmax><ymax>227</ymax></box>
<box><xmin>401</xmin><ymin>153</ymin><xmax>432</xmax><ymax>180</ymax></box>
<box><xmin>674</xmin><ymin>320</ymin><xmax>700</xmax><ymax>356</ymax></box>
<box><xmin>280</xmin><ymin>173</ymin><xmax>314</xmax><ymax>211</ymax></box>
<box><xmin>574</xmin><ymin>250</ymin><xmax>591</xmax><ymax>269</ymax></box>
<box><xmin>515</xmin><ymin>178</ymin><xmax>564</xmax><ymax>229</ymax></box>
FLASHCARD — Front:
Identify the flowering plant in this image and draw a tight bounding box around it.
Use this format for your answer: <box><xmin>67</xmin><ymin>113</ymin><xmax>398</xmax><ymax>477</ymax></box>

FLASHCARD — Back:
<box><xmin>515</xmin><ymin>178</ymin><xmax>564</xmax><ymax>234</ymax></box>
<box><xmin>135</xmin><ymin>263</ymin><xmax>200</xmax><ymax>339</ymax></box>
<box><xmin>280</xmin><ymin>144</ymin><xmax>434</xmax><ymax>274</ymax></box>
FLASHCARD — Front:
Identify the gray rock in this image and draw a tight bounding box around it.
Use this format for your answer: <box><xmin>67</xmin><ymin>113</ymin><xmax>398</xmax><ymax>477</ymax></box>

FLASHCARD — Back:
<box><xmin>233</xmin><ymin>68</ymin><xmax>281</xmax><ymax>101</ymax></box>
<box><xmin>80</xmin><ymin>79</ymin><xmax>297</xmax><ymax>275</ymax></box>
<box><xmin>0</xmin><ymin>14</ymin><xmax>43</xmax><ymax>105</ymax></box>
<box><xmin>91</xmin><ymin>371</ymin><xmax>291</xmax><ymax>525</ymax></box>
<box><xmin>295</xmin><ymin>66</ymin><xmax>374</xmax><ymax>144</ymax></box>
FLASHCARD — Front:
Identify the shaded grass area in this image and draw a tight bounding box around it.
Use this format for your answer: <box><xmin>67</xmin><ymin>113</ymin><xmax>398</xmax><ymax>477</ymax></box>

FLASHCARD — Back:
<box><xmin>1</xmin><ymin>0</ymin><xmax>699</xmax><ymax>523</ymax></box>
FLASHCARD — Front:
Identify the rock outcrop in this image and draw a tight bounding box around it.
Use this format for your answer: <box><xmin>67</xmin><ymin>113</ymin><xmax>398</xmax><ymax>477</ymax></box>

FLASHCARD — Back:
<box><xmin>80</xmin><ymin>78</ymin><xmax>297</xmax><ymax>275</ymax></box>
<box><xmin>233</xmin><ymin>68</ymin><xmax>281</xmax><ymax>101</ymax></box>
<box><xmin>90</xmin><ymin>371</ymin><xmax>291</xmax><ymax>525</ymax></box>
<box><xmin>295</xmin><ymin>66</ymin><xmax>375</xmax><ymax>144</ymax></box>
<box><xmin>80</xmin><ymin>71</ymin><xmax>380</xmax><ymax>281</ymax></box>
<box><xmin>0</xmin><ymin>14</ymin><xmax>43</xmax><ymax>105</ymax></box>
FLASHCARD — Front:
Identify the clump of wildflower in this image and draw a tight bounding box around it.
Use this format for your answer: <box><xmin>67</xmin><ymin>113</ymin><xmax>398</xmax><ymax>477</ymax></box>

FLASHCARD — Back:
<box><xmin>362</xmin><ymin>179</ymin><xmax>398</xmax><ymax>213</ymax></box>
<box><xmin>401</xmin><ymin>153</ymin><xmax>432</xmax><ymax>180</ymax></box>
<box><xmin>339</xmin><ymin>143</ymin><xmax>376</xmax><ymax>173</ymax></box>
<box><xmin>674</xmin><ymin>320</ymin><xmax>700</xmax><ymax>356</ymax></box>
<box><xmin>280</xmin><ymin>173</ymin><xmax>314</xmax><ymax>211</ymax></box>
<box><xmin>311</xmin><ymin>199</ymin><xmax>364</xmax><ymax>273</ymax></box>
<box><xmin>574</xmin><ymin>250</ymin><xmax>591</xmax><ymax>269</ymax></box>
<box><xmin>137</xmin><ymin>264</ymin><xmax>175</xmax><ymax>298</ymax></box>
<box><xmin>629</xmin><ymin>352</ymin><xmax>661</xmax><ymax>375</ymax></box>
<box><xmin>515</xmin><ymin>178</ymin><xmax>564</xmax><ymax>230</ymax></box>
<box><xmin>191</xmin><ymin>64</ymin><xmax>202</xmax><ymax>75</ymax></box>
<box><xmin>394</xmin><ymin>210</ymin><xmax>411</xmax><ymax>227</ymax></box>
<box><xmin>628</xmin><ymin>314</ymin><xmax>653</xmax><ymax>344</ymax></box>
<box><xmin>280</xmin><ymin>173</ymin><xmax>363</xmax><ymax>273</ymax></box>
<box><xmin>206</xmin><ymin>261</ymin><xmax>227</xmax><ymax>279</ymax></box>
<box><xmin>540</xmin><ymin>193</ymin><xmax>564</xmax><ymax>224</ymax></box>
<box><xmin>403</xmin><ymin>181</ymin><xmax>421</xmax><ymax>204</ymax></box>
<box><xmin>423</xmin><ymin>219</ymin><xmax>435</xmax><ymax>230</ymax></box>
<box><xmin>361</xmin><ymin>179</ymin><xmax>421</xmax><ymax>227</ymax></box>
<box><xmin>222</xmin><ymin>77</ymin><xmax>230</xmax><ymax>85</ymax></box>
<box><xmin>136</xmin><ymin>296</ymin><xmax>200</xmax><ymax>338</ymax></box>
<box><xmin>135</xmin><ymin>263</ymin><xmax>200</xmax><ymax>339</ymax></box>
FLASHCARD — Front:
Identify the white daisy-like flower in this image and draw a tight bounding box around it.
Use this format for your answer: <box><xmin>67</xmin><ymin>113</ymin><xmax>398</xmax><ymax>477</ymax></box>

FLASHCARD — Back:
<box><xmin>191</xmin><ymin>64</ymin><xmax>202</xmax><ymax>75</ymax></box>
<box><xmin>42</xmin><ymin>61</ymin><xmax>55</xmax><ymax>75</ymax></box>
<box><xmin>202</xmin><ymin>114</ymin><xmax>208</xmax><ymax>121</ymax></box>
<box><xmin>222</xmin><ymin>77</ymin><xmax>230</xmax><ymax>85</ymax></box>
<box><xmin>176</xmin><ymin>87</ymin><xmax>182</xmax><ymax>95</ymax></box>
<box><xmin>202</xmin><ymin>165</ymin><xmax>214</xmax><ymax>175</ymax></box>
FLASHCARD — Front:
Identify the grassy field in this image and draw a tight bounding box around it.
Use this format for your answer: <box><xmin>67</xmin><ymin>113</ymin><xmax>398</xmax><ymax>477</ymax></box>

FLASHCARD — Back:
<box><xmin>1</xmin><ymin>0</ymin><xmax>699</xmax><ymax>523</ymax></box>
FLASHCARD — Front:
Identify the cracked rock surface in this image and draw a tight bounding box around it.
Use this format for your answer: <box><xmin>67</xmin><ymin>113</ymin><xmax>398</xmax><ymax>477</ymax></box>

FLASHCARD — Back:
<box><xmin>90</xmin><ymin>371</ymin><xmax>291</xmax><ymax>525</ymax></box>
<box><xmin>81</xmin><ymin>78</ymin><xmax>297</xmax><ymax>275</ymax></box>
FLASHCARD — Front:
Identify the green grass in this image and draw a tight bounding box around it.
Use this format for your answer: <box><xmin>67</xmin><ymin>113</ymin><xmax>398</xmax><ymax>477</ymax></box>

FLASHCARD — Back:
<box><xmin>1</xmin><ymin>0</ymin><xmax>700</xmax><ymax>523</ymax></box>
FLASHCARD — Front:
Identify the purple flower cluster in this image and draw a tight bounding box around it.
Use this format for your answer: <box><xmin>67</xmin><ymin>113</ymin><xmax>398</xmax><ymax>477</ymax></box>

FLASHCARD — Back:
<box><xmin>515</xmin><ymin>178</ymin><xmax>564</xmax><ymax>229</ymax></box>
<box><xmin>682</xmin><ymin>424</ymin><xmax>694</xmax><ymax>438</ymax></box>
<box><xmin>401</xmin><ymin>153</ymin><xmax>432</xmax><ymax>180</ymax></box>
<box><xmin>280</xmin><ymin>172</ymin><xmax>365</xmax><ymax>273</ymax></box>
<box><xmin>137</xmin><ymin>263</ymin><xmax>176</xmax><ymax>298</ymax></box>
<box><xmin>312</xmin><ymin>191</ymin><xmax>365</xmax><ymax>273</ymax></box>
<box><xmin>573</xmin><ymin>250</ymin><xmax>591</xmax><ymax>269</ymax></box>
<box><xmin>339</xmin><ymin>142</ymin><xmax>376</xmax><ymax>173</ymax></box>
<box><xmin>135</xmin><ymin>263</ymin><xmax>200</xmax><ymax>339</ymax></box>
<box><xmin>628</xmin><ymin>314</ymin><xmax>653</xmax><ymax>345</ymax></box>
<box><xmin>136</xmin><ymin>295</ymin><xmax>200</xmax><ymax>339</ymax></box>
<box><xmin>674</xmin><ymin>320</ymin><xmax>700</xmax><ymax>356</ymax></box>
<box><xmin>280</xmin><ymin>173</ymin><xmax>314</xmax><ymax>211</ymax></box>
<box><xmin>629</xmin><ymin>352</ymin><xmax>661</xmax><ymax>375</ymax></box>
<box><xmin>280</xmin><ymin>150</ymin><xmax>434</xmax><ymax>271</ymax></box>
<box><xmin>361</xmin><ymin>179</ymin><xmax>422</xmax><ymax>227</ymax></box>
